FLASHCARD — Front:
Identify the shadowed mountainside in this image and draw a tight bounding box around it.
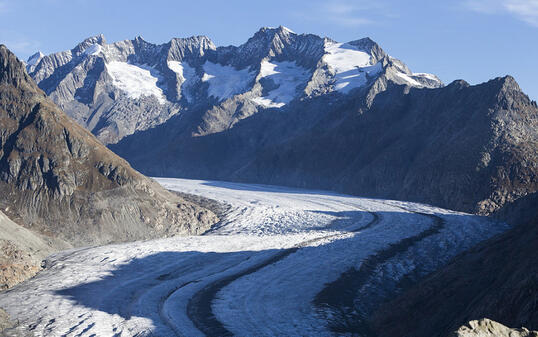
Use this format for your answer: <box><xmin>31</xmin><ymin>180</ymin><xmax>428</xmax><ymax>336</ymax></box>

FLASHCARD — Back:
<box><xmin>369</xmin><ymin>192</ymin><xmax>538</xmax><ymax>336</ymax></box>
<box><xmin>112</xmin><ymin>76</ymin><xmax>538</xmax><ymax>216</ymax></box>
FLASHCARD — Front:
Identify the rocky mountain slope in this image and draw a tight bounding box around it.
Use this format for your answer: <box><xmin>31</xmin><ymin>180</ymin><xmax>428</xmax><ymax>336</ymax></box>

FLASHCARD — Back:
<box><xmin>0</xmin><ymin>45</ymin><xmax>218</xmax><ymax>288</ymax></box>
<box><xmin>28</xmin><ymin>27</ymin><xmax>537</xmax><ymax>216</ymax></box>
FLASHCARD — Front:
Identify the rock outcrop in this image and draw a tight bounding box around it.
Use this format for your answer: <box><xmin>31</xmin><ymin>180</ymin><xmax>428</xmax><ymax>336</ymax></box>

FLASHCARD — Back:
<box><xmin>452</xmin><ymin>319</ymin><xmax>538</xmax><ymax>337</ymax></box>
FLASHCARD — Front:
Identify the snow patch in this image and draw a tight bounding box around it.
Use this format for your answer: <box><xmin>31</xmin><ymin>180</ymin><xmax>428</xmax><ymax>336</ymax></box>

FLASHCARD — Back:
<box><xmin>413</xmin><ymin>72</ymin><xmax>438</xmax><ymax>82</ymax></box>
<box><xmin>323</xmin><ymin>42</ymin><xmax>382</xmax><ymax>93</ymax></box>
<box><xmin>83</xmin><ymin>44</ymin><xmax>102</xmax><ymax>57</ymax></box>
<box><xmin>168</xmin><ymin>60</ymin><xmax>196</xmax><ymax>102</ymax></box>
<box><xmin>281</xmin><ymin>26</ymin><xmax>296</xmax><ymax>34</ymax></box>
<box><xmin>253</xmin><ymin>60</ymin><xmax>311</xmax><ymax>108</ymax></box>
<box><xmin>202</xmin><ymin>61</ymin><xmax>254</xmax><ymax>100</ymax></box>
<box><xmin>27</xmin><ymin>51</ymin><xmax>44</xmax><ymax>66</ymax></box>
<box><xmin>395</xmin><ymin>72</ymin><xmax>422</xmax><ymax>86</ymax></box>
<box><xmin>106</xmin><ymin>61</ymin><xmax>166</xmax><ymax>103</ymax></box>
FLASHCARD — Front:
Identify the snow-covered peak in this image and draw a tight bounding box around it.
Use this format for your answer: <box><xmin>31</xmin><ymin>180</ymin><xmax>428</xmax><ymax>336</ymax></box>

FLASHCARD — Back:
<box><xmin>257</xmin><ymin>26</ymin><xmax>295</xmax><ymax>35</ymax></box>
<box><xmin>26</xmin><ymin>51</ymin><xmax>44</xmax><ymax>66</ymax></box>
<box><xmin>73</xmin><ymin>34</ymin><xmax>106</xmax><ymax>56</ymax></box>
<box><xmin>280</xmin><ymin>26</ymin><xmax>296</xmax><ymax>34</ymax></box>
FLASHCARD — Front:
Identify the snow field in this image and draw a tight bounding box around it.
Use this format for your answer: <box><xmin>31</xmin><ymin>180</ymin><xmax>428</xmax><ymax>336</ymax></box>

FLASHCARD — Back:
<box><xmin>106</xmin><ymin>61</ymin><xmax>166</xmax><ymax>103</ymax></box>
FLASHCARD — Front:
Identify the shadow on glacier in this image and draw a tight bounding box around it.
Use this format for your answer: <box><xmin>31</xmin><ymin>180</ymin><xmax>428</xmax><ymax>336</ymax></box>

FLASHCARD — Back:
<box><xmin>55</xmin><ymin>249</ymin><xmax>283</xmax><ymax>337</ymax></box>
<box><xmin>53</xmin><ymin>211</ymin><xmax>499</xmax><ymax>336</ymax></box>
<box><xmin>201</xmin><ymin>180</ymin><xmax>362</xmax><ymax>197</ymax></box>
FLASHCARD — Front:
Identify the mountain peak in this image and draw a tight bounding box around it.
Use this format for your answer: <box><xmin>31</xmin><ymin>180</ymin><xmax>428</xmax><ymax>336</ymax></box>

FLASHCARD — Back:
<box><xmin>82</xmin><ymin>34</ymin><xmax>106</xmax><ymax>45</ymax></box>
<box><xmin>496</xmin><ymin>75</ymin><xmax>520</xmax><ymax>92</ymax></box>
<box><xmin>73</xmin><ymin>34</ymin><xmax>106</xmax><ymax>56</ymax></box>
<box><xmin>0</xmin><ymin>45</ymin><xmax>34</xmax><ymax>87</ymax></box>
<box><xmin>27</xmin><ymin>51</ymin><xmax>44</xmax><ymax>66</ymax></box>
<box><xmin>254</xmin><ymin>25</ymin><xmax>296</xmax><ymax>39</ymax></box>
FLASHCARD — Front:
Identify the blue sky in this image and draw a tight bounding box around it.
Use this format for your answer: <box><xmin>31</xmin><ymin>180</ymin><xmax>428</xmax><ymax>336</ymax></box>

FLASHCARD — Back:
<box><xmin>1</xmin><ymin>0</ymin><xmax>537</xmax><ymax>99</ymax></box>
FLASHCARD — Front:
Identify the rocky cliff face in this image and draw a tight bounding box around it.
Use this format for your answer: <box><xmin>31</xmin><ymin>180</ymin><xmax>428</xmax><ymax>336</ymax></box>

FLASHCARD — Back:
<box><xmin>0</xmin><ymin>45</ymin><xmax>218</xmax><ymax>288</ymax></box>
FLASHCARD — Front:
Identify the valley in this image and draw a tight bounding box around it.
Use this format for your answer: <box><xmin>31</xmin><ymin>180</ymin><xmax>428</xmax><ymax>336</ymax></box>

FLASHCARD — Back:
<box><xmin>0</xmin><ymin>178</ymin><xmax>508</xmax><ymax>336</ymax></box>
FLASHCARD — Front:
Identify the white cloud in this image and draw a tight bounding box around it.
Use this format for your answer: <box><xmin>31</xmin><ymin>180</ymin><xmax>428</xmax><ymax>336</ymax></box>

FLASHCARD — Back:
<box><xmin>464</xmin><ymin>0</ymin><xmax>538</xmax><ymax>27</ymax></box>
<box><xmin>505</xmin><ymin>0</ymin><xmax>538</xmax><ymax>26</ymax></box>
<box><xmin>292</xmin><ymin>0</ymin><xmax>392</xmax><ymax>28</ymax></box>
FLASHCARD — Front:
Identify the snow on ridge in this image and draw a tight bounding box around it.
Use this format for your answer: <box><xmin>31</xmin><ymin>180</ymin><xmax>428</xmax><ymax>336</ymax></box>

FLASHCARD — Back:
<box><xmin>413</xmin><ymin>72</ymin><xmax>439</xmax><ymax>82</ymax></box>
<box><xmin>395</xmin><ymin>72</ymin><xmax>421</xmax><ymax>86</ymax></box>
<box><xmin>106</xmin><ymin>61</ymin><xmax>166</xmax><ymax>103</ymax></box>
<box><xmin>27</xmin><ymin>51</ymin><xmax>44</xmax><ymax>66</ymax></box>
<box><xmin>323</xmin><ymin>42</ymin><xmax>382</xmax><ymax>93</ymax></box>
<box><xmin>281</xmin><ymin>26</ymin><xmax>296</xmax><ymax>34</ymax></box>
<box><xmin>253</xmin><ymin>60</ymin><xmax>311</xmax><ymax>108</ymax></box>
<box><xmin>168</xmin><ymin>60</ymin><xmax>196</xmax><ymax>102</ymax></box>
<box><xmin>83</xmin><ymin>44</ymin><xmax>102</xmax><ymax>57</ymax></box>
<box><xmin>202</xmin><ymin>61</ymin><xmax>254</xmax><ymax>100</ymax></box>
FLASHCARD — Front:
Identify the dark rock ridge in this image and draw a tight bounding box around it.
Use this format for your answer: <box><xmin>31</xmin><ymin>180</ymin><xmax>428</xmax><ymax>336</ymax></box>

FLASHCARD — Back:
<box><xmin>0</xmin><ymin>45</ymin><xmax>218</xmax><ymax>288</ymax></box>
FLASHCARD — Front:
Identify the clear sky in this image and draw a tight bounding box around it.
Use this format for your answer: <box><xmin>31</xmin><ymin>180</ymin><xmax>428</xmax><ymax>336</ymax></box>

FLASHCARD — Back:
<box><xmin>1</xmin><ymin>0</ymin><xmax>537</xmax><ymax>100</ymax></box>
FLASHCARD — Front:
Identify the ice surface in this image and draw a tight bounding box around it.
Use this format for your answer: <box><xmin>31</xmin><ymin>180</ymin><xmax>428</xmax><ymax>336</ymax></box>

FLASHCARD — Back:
<box><xmin>252</xmin><ymin>60</ymin><xmax>311</xmax><ymax>108</ymax></box>
<box><xmin>106</xmin><ymin>61</ymin><xmax>166</xmax><ymax>103</ymax></box>
<box><xmin>0</xmin><ymin>178</ymin><xmax>509</xmax><ymax>337</ymax></box>
<box><xmin>202</xmin><ymin>61</ymin><xmax>254</xmax><ymax>100</ymax></box>
<box><xmin>323</xmin><ymin>42</ymin><xmax>383</xmax><ymax>93</ymax></box>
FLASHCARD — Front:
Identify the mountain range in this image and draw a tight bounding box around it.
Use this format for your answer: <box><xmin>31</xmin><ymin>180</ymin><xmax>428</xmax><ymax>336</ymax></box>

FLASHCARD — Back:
<box><xmin>26</xmin><ymin>26</ymin><xmax>441</xmax><ymax>145</ymax></box>
<box><xmin>26</xmin><ymin>27</ymin><xmax>538</xmax><ymax>216</ymax></box>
